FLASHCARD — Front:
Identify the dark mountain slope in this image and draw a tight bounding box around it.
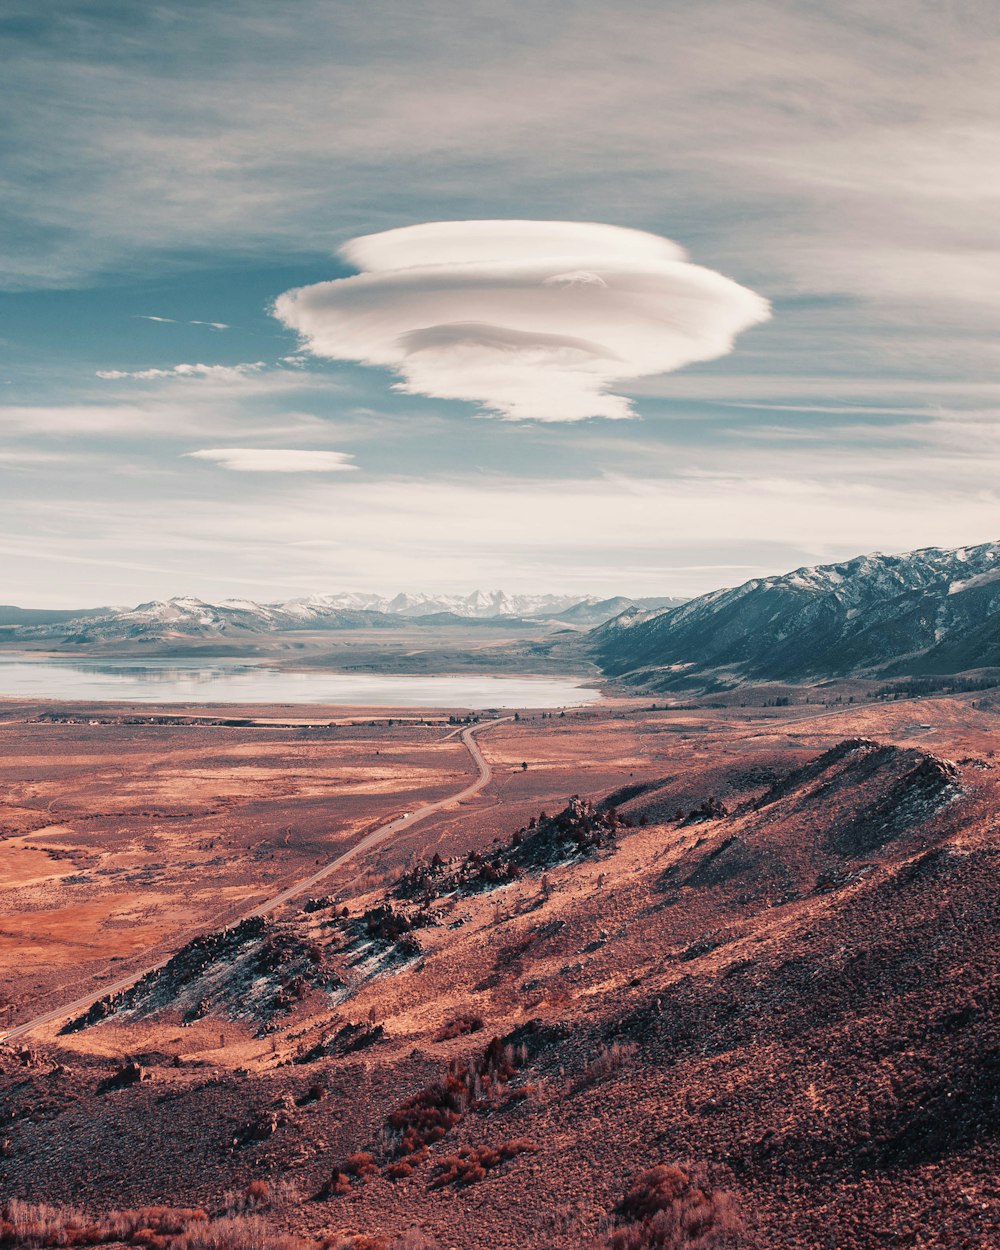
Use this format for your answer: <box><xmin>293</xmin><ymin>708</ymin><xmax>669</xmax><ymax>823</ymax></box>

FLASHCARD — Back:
<box><xmin>595</xmin><ymin>541</ymin><xmax>1000</xmax><ymax>688</ymax></box>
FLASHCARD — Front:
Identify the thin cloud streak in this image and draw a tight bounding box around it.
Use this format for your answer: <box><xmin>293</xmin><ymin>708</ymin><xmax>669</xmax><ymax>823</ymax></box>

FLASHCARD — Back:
<box><xmin>136</xmin><ymin>316</ymin><xmax>230</xmax><ymax>330</ymax></box>
<box><xmin>185</xmin><ymin>448</ymin><xmax>357</xmax><ymax>473</ymax></box>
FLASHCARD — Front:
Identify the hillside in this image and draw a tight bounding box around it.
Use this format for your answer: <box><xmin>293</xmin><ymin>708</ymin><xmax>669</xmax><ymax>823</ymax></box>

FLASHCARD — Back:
<box><xmin>0</xmin><ymin>605</ymin><xmax>109</xmax><ymax>627</ymax></box>
<box><xmin>595</xmin><ymin>541</ymin><xmax>1000</xmax><ymax>689</ymax></box>
<box><xmin>2</xmin><ymin>699</ymin><xmax>997</xmax><ymax>1249</ymax></box>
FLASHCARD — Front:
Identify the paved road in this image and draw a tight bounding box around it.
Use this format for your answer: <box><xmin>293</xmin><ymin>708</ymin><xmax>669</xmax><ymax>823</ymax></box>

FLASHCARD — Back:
<box><xmin>0</xmin><ymin>718</ymin><xmax>508</xmax><ymax>1044</ymax></box>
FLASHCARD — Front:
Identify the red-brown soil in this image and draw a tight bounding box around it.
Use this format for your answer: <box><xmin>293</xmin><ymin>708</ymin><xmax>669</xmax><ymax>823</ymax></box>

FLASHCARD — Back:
<box><xmin>1</xmin><ymin>690</ymin><xmax>998</xmax><ymax>1249</ymax></box>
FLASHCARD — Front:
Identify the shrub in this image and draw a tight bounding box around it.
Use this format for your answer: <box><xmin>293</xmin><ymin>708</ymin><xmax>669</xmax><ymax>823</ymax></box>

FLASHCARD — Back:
<box><xmin>602</xmin><ymin>1163</ymin><xmax>748</xmax><ymax>1249</ymax></box>
<box><xmin>246</xmin><ymin>1182</ymin><xmax>270</xmax><ymax>1209</ymax></box>
<box><xmin>344</xmin><ymin>1153</ymin><xmax>379</xmax><ymax>1179</ymax></box>
<box><xmin>433</xmin><ymin>1014</ymin><xmax>484</xmax><ymax>1042</ymax></box>
<box><xmin>385</xmin><ymin>1075</ymin><xmax>468</xmax><ymax>1157</ymax></box>
<box><xmin>319</xmin><ymin>1022</ymin><xmax>553</xmax><ymax>1196</ymax></box>
<box><xmin>384</xmin><ymin>1159</ymin><xmax>415</xmax><ymax>1181</ymax></box>
<box><xmin>428</xmin><ymin>1139</ymin><xmax>538</xmax><ymax>1189</ymax></box>
<box><xmin>317</xmin><ymin>1154</ymin><xmax>378</xmax><ymax>1200</ymax></box>
<box><xmin>317</xmin><ymin>1173</ymin><xmax>353</xmax><ymax>1200</ymax></box>
<box><xmin>578</xmin><ymin>1041</ymin><xmax>638</xmax><ymax>1086</ymax></box>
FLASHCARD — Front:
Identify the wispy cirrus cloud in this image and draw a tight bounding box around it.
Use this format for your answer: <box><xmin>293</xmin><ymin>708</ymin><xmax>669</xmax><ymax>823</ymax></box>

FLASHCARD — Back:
<box><xmin>97</xmin><ymin>361</ymin><xmax>265</xmax><ymax>382</ymax></box>
<box><xmin>184</xmin><ymin>448</ymin><xmax>357</xmax><ymax>473</ymax></box>
<box><xmin>274</xmin><ymin>221</ymin><xmax>769</xmax><ymax>421</ymax></box>
<box><xmin>6</xmin><ymin>457</ymin><xmax>999</xmax><ymax>605</ymax></box>
<box><xmin>137</xmin><ymin>315</ymin><xmax>229</xmax><ymax>330</ymax></box>
<box><xmin>5</xmin><ymin>0</ymin><xmax>1000</xmax><ymax>324</ymax></box>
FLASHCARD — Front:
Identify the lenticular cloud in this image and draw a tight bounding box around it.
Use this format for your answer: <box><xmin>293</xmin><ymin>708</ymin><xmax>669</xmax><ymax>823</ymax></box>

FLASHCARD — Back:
<box><xmin>273</xmin><ymin>221</ymin><xmax>770</xmax><ymax>422</ymax></box>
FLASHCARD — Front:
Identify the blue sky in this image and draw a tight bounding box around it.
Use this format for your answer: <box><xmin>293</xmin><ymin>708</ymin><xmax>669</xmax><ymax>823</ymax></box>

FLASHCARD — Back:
<box><xmin>3</xmin><ymin>0</ymin><xmax>1000</xmax><ymax>606</ymax></box>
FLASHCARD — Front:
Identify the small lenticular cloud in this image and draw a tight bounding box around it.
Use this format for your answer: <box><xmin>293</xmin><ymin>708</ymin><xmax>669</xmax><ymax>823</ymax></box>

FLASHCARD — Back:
<box><xmin>272</xmin><ymin>220</ymin><xmax>770</xmax><ymax>422</ymax></box>
<box><xmin>185</xmin><ymin>448</ymin><xmax>357</xmax><ymax>473</ymax></box>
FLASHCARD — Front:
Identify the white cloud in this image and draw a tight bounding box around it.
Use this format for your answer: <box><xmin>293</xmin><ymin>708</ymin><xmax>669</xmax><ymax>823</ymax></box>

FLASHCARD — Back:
<box><xmin>184</xmin><ymin>448</ymin><xmax>357</xmax><ymax>473</ymax></box>
<box><xmin>273</xmin><ymin>221</ymin><xmax>770</xmax><ymax>422</ymax></box>
<box><xmin>97</xmin><ymin>362</ymin><xmax>265</xmax><ymax>382</ymax></box>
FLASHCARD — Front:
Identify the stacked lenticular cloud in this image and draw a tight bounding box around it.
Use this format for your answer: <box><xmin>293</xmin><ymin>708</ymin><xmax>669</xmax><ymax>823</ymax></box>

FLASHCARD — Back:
<box><xmin>273</xmin><ymin>220</ymin><xmax>770</xmax><ymax>422</ymax></box>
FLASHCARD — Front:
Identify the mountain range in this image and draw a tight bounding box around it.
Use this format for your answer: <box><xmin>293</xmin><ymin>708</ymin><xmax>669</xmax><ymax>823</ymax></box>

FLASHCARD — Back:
<box><xmin>7</xmin><ymin>542</ymin><xmax>999</xmax><ymax>684</ymax></box>
<box><xmin>286</xmin><ymin>589</ymin><xmax>680</xmax><ymax>622</ymax></box>
<box><xmin>595</xmin><ymin>540</ymin><xmax>1000</xmax><ymax>688</ymax></box>
<box><xmin>0</xmin><ymin>590</ymin><xmax>682</xmax><ymax>644</ymax></box>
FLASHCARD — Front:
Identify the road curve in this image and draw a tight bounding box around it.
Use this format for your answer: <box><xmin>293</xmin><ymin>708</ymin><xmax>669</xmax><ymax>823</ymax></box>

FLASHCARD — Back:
<box><xmin>0</xmin><ymin>718</ymin><xmax>509</xmax><ymax>1044</ymax></box>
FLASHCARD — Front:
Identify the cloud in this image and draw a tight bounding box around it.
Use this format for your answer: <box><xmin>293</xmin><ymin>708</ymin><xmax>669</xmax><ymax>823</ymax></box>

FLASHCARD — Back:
<box><xmin>97</xmin><ymin>362</ymin><xmax>265</xmax><ymax>382</ymax></box>
<box><xmin>184</xmin><ymin>448</ymin><xmax>357</xmax><ymax>473</ymax></box>
<box><xmin>137</xmin><ymin>316</ymin><xmax>229</xmax><ymax>330</ymax></box>
<box><xmin>273</xmin><ymin>221</ymin><xmax>770</xmax><ymax>422</ymax></box>
<box><xmin>0</xmin><ymin>450</ymin><xmax>71</xmax><ymax>465</ymax></box>
<box><xmin>0</xmin><ymin>403</ymin><xmax>163</xmax><ymax>435</ymax></box>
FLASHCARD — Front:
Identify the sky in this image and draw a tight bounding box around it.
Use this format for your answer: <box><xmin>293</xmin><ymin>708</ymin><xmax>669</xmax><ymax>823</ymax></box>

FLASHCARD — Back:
<box><xmin>3</xmin><ymin>0</ymin><xmax>1000</xmax><ymax>607</ymax></box>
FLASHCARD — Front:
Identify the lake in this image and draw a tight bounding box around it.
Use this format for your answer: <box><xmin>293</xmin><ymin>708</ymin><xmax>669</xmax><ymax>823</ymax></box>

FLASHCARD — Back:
<box><xmin>0</xmin><ymin>655</ymin><xmax>601</xmax><ymax>708</ymax></box>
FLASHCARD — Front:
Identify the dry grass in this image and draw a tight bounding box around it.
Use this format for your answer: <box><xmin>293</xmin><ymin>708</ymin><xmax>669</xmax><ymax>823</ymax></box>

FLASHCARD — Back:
<box><xmin>0</xmin><ymin>1201</ymin><xmax>434</xmax><ymax>1250</ymax></box>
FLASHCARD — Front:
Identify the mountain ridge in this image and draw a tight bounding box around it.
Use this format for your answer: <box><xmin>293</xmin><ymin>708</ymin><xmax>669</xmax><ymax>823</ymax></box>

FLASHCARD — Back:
<box><xmin>595</xmin><ymin>540</ymin><xmax>1000</xmax><ymax>688</ymax></box>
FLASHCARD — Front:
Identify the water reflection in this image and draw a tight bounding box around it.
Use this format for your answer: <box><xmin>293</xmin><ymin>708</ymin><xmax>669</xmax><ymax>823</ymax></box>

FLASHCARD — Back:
<box><xmin>0</xmin><ymin>655</ymin><xmax>600</xmax><ymax>708</ymax></box>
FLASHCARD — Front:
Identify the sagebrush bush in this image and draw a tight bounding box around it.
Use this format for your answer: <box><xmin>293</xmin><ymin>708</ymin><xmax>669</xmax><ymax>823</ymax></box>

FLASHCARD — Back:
<box><xmin>578</xmin><ymin>1041</ymin><xmax>638</xmax><ymax>1086</ymax></box>
<box><xmin>602</xmin><ymin>1163</ymin><xmax>748</xmax><ymax>1250</ymax></box>
<box><xmin>317</xmin><ymin>1027</ymin><xmax>539</xmax><ymax>1198</ymax></box>
<box><xmin>429</xmin><ymin>1139</ymin><xmax>538</xmax><ymax>1189</ymax></box>
<box><xmin>433</xmin><ymin>1014</ymin><xmax>484</xmax><ymax>1042</ymax></box>
<box><xmin>385</xmin><ymin>1074</ymin><xmax>468</xmax><ymax>1157</ymax></box>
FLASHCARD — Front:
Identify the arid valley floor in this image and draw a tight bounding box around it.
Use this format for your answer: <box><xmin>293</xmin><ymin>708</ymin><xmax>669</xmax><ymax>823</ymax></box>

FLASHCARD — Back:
<box><xmin>1</xmin><ymin>691</ymin><xmax>997</xmax><ymax>1249</ymax></box>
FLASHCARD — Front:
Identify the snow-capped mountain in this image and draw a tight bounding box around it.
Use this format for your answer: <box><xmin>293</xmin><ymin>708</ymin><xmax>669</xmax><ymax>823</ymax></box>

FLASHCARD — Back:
<box><xmin>292</xmin><ymin>589</ymin><xmax>643</xmax><ymax>619</ymax></box>
<box><xmin>594</xmin><ymin>541</ymin><xmax>1000</xmax><ymax>687</ymax></box>
<box><xmin>282</xmin><ymin>592</ymin><xmax>389</xmax><ymax>617</ymax></box>
<box><xmin>39</xmin><ymin>596</ymin><xmax>399</xmax><ymax>644</ymax></box>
